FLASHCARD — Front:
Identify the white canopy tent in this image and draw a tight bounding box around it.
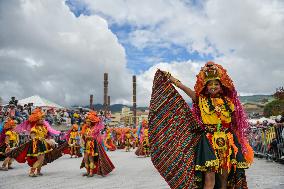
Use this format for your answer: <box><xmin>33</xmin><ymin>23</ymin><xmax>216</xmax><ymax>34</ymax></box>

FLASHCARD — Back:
<box><xmin>18</xmin><ymin>95</ymin><xmax>64</xmax><ymax>109</ymax></box>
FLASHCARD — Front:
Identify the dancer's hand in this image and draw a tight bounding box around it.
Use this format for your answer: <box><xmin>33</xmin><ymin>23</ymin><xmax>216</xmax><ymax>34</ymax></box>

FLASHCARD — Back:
<box><xmin>160</xmin><ymin>69</ymin><xmax>196</xmax><ymax>101</ymax></box>
<box><xmin>160</xmin><ymin>70</ymin><xmax>181</xmax><ymax>87</ymax></box>
<box><xmin>160</xmin><ymin>70</ymin><xmax>177</xmax><ymax>82</ymax></box>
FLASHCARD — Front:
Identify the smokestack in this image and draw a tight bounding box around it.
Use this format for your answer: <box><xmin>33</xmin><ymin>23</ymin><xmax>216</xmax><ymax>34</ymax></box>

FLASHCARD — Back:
<box><xmin>133</xmin><ymin>75</ymin><xmax>137</xmax><ymax>128</ymax></box>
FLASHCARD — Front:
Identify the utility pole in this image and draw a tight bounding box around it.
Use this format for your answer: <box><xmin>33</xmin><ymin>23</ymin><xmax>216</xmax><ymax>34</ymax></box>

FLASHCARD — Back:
<box><xmin>104</xmin><ymin>73</ymin><xmax>108</xmax><ymax>117</ymax></box>
<box><xmin>90</xmin><ymin>94</ymin><xmax>94</xmax><ymax>110</ymax></box>
<box><xmin>108</xmin><ymin>96</ymin><xmax>111</xmax><ymax>114</ymax></box>
<box><xmin>133</xmin><ymin>75</ymin><xmax>137</xmax><ymax>128</ymax></box>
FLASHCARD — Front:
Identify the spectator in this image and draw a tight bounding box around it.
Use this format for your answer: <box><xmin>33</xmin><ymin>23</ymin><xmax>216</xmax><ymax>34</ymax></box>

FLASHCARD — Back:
<box><xmin>8</xmin><ymin>96</ymin><xmax>18</xmax><ymax>106</ymax></box>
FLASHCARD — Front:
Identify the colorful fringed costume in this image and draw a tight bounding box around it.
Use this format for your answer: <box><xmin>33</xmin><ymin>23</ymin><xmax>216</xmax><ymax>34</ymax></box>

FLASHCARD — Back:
<box><xmin>80</xmin><ymin>111</ymin><xmax>115</xmax><ymax>177</ymax></box>
<box><xmin>133</xmin><ymin>133</ymin><xmax>139</xmax><ymax>148</ymax></box>
<box><xmin>65</xmin><ymin>124</ymin><xmax>81</xmax><ymax>158</ymax></box>
<box><xmin>135</xmin><ymin>126</ymin><xmax>150</xmax><ymax>157</ymax></box>
<box><xmin>142</xmin><ymin>129</ymin><xmax>150</xmax><ymax>157</ymax></box>
<box><xmin>116</xmin><ymin>129</ymin><xmax>125</xmax><ymax>149</ymax></box>
<box><xmin>0</xmin><ymin>118</ymin><xmax>19</xmax><ymax>171</ymax></box>
<box><xmin>6</xmin><ymin>108</ymin><xmax>67</xmax><ymax>177</ymax></box>
<box><xmin>104</xmin><ymin>129</ymin><xmax>116</xmax><ymax>151</ymax></box>
<box><xmin>149</xmin><ymin>63</ymin><xmax>253</xmax><ymax>189</ymax></box>
<box><xmin>124</xmin><ymin>129</ymin><xmax>133</xmax><ymax>152</ymax></box>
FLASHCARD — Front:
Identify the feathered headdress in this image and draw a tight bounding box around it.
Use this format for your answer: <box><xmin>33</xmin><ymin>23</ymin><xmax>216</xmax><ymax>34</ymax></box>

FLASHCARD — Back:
<box><xmin>86</xmin><ymin>111</ymin><xmax>100</xmax><ymax>123</ymax></box>
<box><xmin>4</xmin><ymin>118</ymin><xmax>16</xmax><ymax>130</ymax></box>
<box><xmin>72</xmin><ymin>124</ymin><xmax>78</xmax><ymax>131</ymax></box>
<box><xmin>28</xmin><ymin>108</ymin><xmax>45</xmax><ymax>123</ymax></box>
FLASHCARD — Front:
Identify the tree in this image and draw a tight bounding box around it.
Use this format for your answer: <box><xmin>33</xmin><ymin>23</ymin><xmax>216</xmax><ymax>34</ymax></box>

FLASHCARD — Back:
<box><xmin>264</xmin><ymin>87</ymin><xmax>284</xmax><ymax>117</ymax></box>
<box><xmin>274</xmin><ymin>87</ymin><xmax>284</xmax><ymax>100</ymax></box>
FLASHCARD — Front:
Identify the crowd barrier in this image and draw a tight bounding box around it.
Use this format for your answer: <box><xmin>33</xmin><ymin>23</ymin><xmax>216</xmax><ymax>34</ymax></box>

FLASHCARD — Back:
<box><xmin>249</xmin><ymin>123</ymin><xmax>284</xmax><ymax>162</ymax></box>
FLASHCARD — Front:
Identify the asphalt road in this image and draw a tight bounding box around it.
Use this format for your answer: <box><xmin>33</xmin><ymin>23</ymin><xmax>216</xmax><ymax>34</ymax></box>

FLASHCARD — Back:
<box><xmin>0</xmin><ymin>150</ymin><xmax>283</xmax><ymax>189</ymax></box>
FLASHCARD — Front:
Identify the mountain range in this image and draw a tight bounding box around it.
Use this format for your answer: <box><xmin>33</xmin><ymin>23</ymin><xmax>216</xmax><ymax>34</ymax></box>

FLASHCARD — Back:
<box><xmin>74</xmin><ymin>95</ymin><xmax>273</xmax><ymax>113</ymax></box>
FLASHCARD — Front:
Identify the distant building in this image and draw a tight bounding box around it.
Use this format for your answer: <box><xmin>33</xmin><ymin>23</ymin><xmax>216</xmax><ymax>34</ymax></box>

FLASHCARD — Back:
<box><xmin>108</xmin><ymin>112</ymin><xmax>122</xmax><ymax>127</ymax></box>
<box><xmin>136</xmin><ymin>111</ymin><xmax>149</xmax><ymax>124</ymax></box>
<box><xmin>107</xmin><ymin>106</ymin><xmax>149</xmax><ymax>127</ymax></box>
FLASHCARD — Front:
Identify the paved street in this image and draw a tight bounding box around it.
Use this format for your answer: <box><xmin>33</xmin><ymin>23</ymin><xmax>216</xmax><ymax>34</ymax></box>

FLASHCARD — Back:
<box><xmin>0</xmin><ymin>150</ymin><xmax>284</xmax><ymax>189</ymax></box>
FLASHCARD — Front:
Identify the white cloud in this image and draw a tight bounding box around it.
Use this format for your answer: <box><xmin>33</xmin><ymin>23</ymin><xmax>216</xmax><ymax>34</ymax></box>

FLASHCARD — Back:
<box><xmin>0</xmin><ymin>0</ymin><xmax>132</xmax><ymax>106</ymax></box>
<box><xmin>84</xmin><ymin>0</ymin><xmax>284</xmax><ymax>104</ymax></box>
<box><xmin>137</xmin><ymin>61</ymin><xmax>202</xmax><ymax>105</ymax></box>
<box><xmin>1</xmin><ymin>0</ymin><xmax>283</xmax><ymax>108</ymax></box>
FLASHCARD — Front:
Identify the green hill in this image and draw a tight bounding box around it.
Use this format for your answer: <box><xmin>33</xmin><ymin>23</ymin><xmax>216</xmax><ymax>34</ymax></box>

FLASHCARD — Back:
<box><xmin>77</xmin><ymin>104</ymin><xmax>148</xmax><ymax>113</ymax></box>
<box><xmin>239</xmin><ymin>95</ymin><xmax>274</xmax><ymax>104</ymax></box>
<box><xmin>71</xmin><ymin>95</ymin><xmax>272</xmax><ymax>113</ymax></box>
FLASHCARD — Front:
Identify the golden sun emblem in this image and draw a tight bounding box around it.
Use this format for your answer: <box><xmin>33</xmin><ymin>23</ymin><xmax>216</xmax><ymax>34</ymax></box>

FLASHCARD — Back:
<box><xmin>214</xmin><ymin>105</ymin><xmax>222</xmax><ymax>113</ymax></box>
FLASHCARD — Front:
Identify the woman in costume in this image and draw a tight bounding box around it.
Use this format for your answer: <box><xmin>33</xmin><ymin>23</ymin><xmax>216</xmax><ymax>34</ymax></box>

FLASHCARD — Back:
<box><xmin>132</xmin><ymin>128</ymin><xmax>138</xmax><ymax>149</ymax></box>
<box><xmin>27</xmin><ymin>112</ymin><xmax>50</xmax><ymax>177</ymax></box>
<box><xmin>0</xmin><ymin>118</ymin><xmax>19</xmax><ymax>171</ymax></box>
<box><xmin>124</xmin><ymin>128</ymin><xmax>133</xmax><ymax>152</ymax></box>
<box><xmin>115</xmin><ymin>128</ymin><xmax>124</xmax><ymax>149</ymax></box>
<box><xmin>7</xmin><ymin>108</ymin><xmax>67</xmax><ymax>177</ymax></box>
<box><xmin>149</xmin><ymin>62</ymin><xmax>253</xmax><ymax>189</ymax></box>
<box><xmin>104</xmin><ymin>128</ymin><xmax>116</xmax><ymax>151</ymax></box>
<box><xmin>135</xmin><ymin>121</ymin><xmax>150</xmax><ymax>157</ymax></box>
<box><xmin>80</xmin><ymin>111</ymin><xmax>114</xmax><ymax>177</ymax></box>
<box><xmin>133</xmin><ymin>132</ymin><xmax>139</xmax><ymax>149</ymax></box>
<box><xmin>67</xmin><ymin>124</ymin><xmax>80</xmax><ymax>158</ymax></box>
<box><xmin>142</xmin><ymin>129</ymin><xmax>150</xmax><ymax>157</ymax></box>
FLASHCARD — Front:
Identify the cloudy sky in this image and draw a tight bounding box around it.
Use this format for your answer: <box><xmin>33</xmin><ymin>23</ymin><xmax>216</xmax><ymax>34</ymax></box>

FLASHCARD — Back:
<box><xmin>0</xmin><ymin>0</ymin><xmax>283</xmax><ymax>107</ymax></box>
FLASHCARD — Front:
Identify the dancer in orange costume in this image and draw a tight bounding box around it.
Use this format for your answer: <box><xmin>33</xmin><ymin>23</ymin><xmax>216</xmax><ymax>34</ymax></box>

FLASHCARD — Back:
<box><xmin>80</xmin><ymin>111</ymin><xmax>114</xmax><ymax>177</ymax></box>
<box><xmin>7</xmin><ymin>108</ymin><xmax>65</xmax><ymax>177</ymax></box>
<box><xmin>68</xmin><ymin>124</ymin><xmax>80</xmax><ymax>158</ymax></box>
<box><xmin>0</xmin><ymin>118</ymin><xmax>19</xmax><ymax>171</ymax></box>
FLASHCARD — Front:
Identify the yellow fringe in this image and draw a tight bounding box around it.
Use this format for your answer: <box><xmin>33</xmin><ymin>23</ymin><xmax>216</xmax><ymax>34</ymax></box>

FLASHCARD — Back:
<box><xmin>195</xmin><ymin>159</ymin><xmax>220</xmax><ymax>171</ymax></box>
<box><xmin>27</xmin><ymin>149</ymin><xmax>52</xmax><ymax>157</ymax></box>
<box><xmin>236</xmin><ymin>162</ymin><xmax>249</xmax><ymax>169</ymax></box>
<box><xmin>195</xmin><ymin>165</ymin><xmax>207</xmax><ymax>172</ymax></box>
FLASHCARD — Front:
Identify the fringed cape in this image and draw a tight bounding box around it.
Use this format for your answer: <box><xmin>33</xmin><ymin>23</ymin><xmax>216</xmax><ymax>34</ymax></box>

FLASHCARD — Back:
<box><xmin>149</xmin><ymin>70</ymin><xmax>201</xmax><ymax>189</ymax></box>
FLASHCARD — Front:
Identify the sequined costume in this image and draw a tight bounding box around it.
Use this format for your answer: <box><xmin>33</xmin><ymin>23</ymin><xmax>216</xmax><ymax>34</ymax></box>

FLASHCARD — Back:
<box><xmin>149</xmin><ymin>63</ymin><xmax>254</xmax><ymax>189</ymax></box>
<box><xmin>124</xmin><ymin>129</ymin><xmax>132</xmax><ymax>152</ymax></box>
<box><xmin>0</xmin><ymin>118</ymin><xmax>19</xmax><ymax>171</ymax></box>
<box><xmin>104</xmin><ymin>129</ymin><xmax>116</xmax><ymax>151</ymax></box>
<box><xmin>135</xmin><ymin>126</ymin><xmax>150</xmax><ymax>157</ymax></box>
<box><xmin>67</xmin><ymin>124</ymin><xmax>81</xmax><ymax>158</ymax></box>
<box><xmin>6</xmin><ymin>108</ymin><xmax>67</xmax><ymax>177</ymax></box>
<box><xmin>80</xmin><ymin>111</ymin><xmax>115</xmax><ymax>177</ymax></box>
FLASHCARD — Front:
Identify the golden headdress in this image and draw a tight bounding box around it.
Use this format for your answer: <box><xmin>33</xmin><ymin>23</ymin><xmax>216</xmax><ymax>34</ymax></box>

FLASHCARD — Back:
<box><xmin>194</xmin><ymin>61</ymin><xmax>235</xmax><ymax>96</ymax></box>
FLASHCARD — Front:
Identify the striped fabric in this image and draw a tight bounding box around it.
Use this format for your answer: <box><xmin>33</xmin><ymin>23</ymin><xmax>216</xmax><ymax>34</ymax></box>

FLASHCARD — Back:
<box><xmin>80</xmin><ymin>142</ymin><xmax>115</xmax><ymax>176</ymax></box>
<box><xmin>7</xmin><ymin>141</ymin><xmax>69</xmax><ymax>167</ymax></box>
<box><xmin>149</xmin><ymin>70</ymin><xmax>202</xmax><ymax>189</ymax></box>
<box><xmin>96</xmin><ymin>142</ymin><xmax>115</xmax><ymax>176</ymax></box>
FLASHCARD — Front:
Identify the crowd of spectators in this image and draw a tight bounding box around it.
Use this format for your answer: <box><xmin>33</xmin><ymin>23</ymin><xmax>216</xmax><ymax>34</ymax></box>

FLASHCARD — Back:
<box><xmin>0</xmin><ymin>97</ymin><xmax>106</xmax><ymax>129</ymax></box>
